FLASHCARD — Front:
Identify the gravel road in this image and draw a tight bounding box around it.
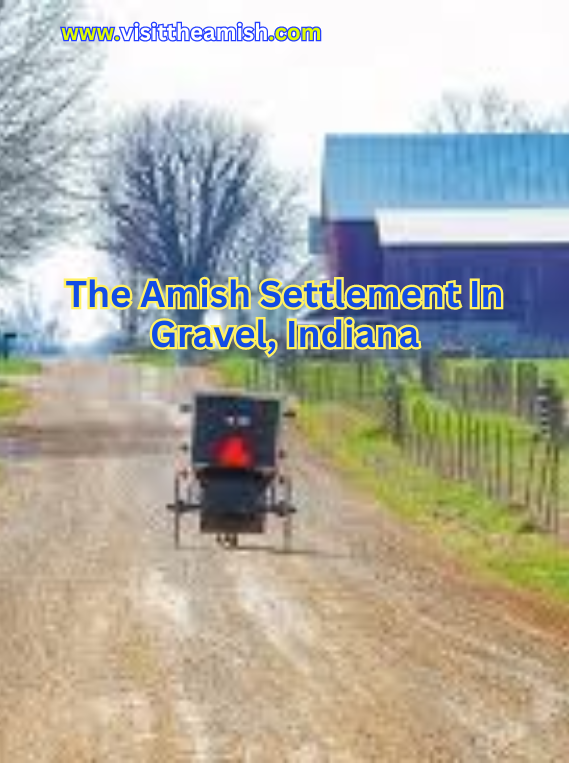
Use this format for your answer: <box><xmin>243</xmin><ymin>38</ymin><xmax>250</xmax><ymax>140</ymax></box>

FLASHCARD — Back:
<box><xmin>0</xmin><ymin>359</ymin><xmax>568</xmax><ymax>762</ymax></box>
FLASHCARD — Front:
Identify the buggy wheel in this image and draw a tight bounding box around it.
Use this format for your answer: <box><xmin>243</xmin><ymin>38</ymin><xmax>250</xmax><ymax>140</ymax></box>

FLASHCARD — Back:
<box><xmin>173</xmin><ymin>473</ymin><xmax>184</xmax><ymax>548</ymax></box>
<box><xmin>174</xmin><ymin>507</ymin><xmax>182</xmax><ymax>548</ymax></box>
<box><xmin>280</xmin><ymin>473</ymin><xmax>294</xmax><ymax>553</ymax></box>
<box><xmin>282</xmin><ymin>512</ymin><xmax>293</xmax><ymax>553</ymax></box>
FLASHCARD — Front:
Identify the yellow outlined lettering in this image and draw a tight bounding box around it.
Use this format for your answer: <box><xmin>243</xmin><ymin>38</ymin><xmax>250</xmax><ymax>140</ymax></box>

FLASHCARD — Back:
<box><xmin>88</xmin><ymin>278</ymin><xmax>110</xmax><ymax>310</ymax></box>
<box><xmin>368</xmin><ymin>285</ymin><xmax>401</xmax><ymax>310</ymax></box>
<box><xmin>111</xmin><ymin>284</ymin><xmax>133</xmax><ymax>309</ymax></box>
<box><xmin>481</xmin><ymin>284</ymin><xmax>503</xmax><ymax>309</ymax></box>
<box><xmin>139</xmin><ymin>278</ymin><xmax>167</xmax><ymax>310</ymax></box>
<box><xmin>298</xmin><ymin>324</ymin><xmax>320</xmax><ymax>350</ymax></box>
<box><xmin>228</xmin><ymin>277</ymin><xmax>251</xmax><ymax>310</ymax></box>
<box><xmin>149</xmin><ymin>318</ymin><xmax>178</xmax><ymax>349</ymax></box>
<box><xmin>166</xmin><ymin>284</ymin><xmax>200</xmax><ymax>310</ymax></box>
<box><xmin>258</xmin><ymin>278</ymin><xmax>283</xmax><ymax>309</ymax></box>
<box><xmin>399</xmin><ymin>325</ymin><xmax>422</xmax><ymax>349</ymax></box>
<box><xmin>64</xmin><ymin>279</ymin><xmax>88</xmax><ymax>309</ymax></box>
<box><xmin>423</xmin><ymin>285</ymin><xmax>445</xmax><ymax>310</ymax></box>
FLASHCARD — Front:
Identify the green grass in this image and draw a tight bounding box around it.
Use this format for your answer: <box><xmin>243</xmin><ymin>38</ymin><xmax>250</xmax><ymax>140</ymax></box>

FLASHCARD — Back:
<box><xmin>0</xmin><ymin>357</ymin><xmax>42</xmax><ymax>376</ymax></box>
<box><xmin>214</xmin><ymin>353</ymin><xmax>569</xmax><ymax>605</ymax></box>
<box><xmin>297</xmin><ymin>401</ymin><xmax>569</xmax><ymax>604</ymax></box>
<box><xmin>0</xmin><ymin>357</ymin><xmax>39</xmax><ymax>418</ymax></box>
<box><xmin>0</xmin><ymin>385</ymin><xmax>30</xmax><ymax>417</ymax></box>
<box><xmin>534</xmin><ymin>359</ymin><xmax>569</xmax><ymax>396</ymax></box>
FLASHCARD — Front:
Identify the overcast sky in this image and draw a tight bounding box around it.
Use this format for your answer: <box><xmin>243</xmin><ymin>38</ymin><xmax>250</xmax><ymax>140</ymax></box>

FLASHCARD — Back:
<box><xmin>90</xmin><ymin>0</ymin><xmax>569</xmax><ymax>192</ymax></box>
<box><xmin>45</xmin><ymin>0</ymin><xmax>569</xmax><ymax>340</ymax></box>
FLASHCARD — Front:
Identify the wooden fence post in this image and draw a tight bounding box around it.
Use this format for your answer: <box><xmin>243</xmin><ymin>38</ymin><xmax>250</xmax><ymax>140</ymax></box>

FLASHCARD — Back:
<box><xmin>506</xmin><ymin>426</ymin><xmax>515</xmax><ymax>506</ymax></box>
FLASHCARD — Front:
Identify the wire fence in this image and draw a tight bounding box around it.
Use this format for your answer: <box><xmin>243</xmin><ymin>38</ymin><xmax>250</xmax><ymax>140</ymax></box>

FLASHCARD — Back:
<box><xmin>418</xmin><ymin>355</ymin><xmax>554</xmax><ymax>423</ymax></box>
<box><xmin>239</xmin><ymin>352</ymin><xmax>564</xmax><ymax>534</ymax></box>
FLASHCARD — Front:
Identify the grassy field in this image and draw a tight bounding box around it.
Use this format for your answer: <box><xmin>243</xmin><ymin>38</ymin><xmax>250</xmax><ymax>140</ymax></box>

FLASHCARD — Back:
<box><xmin>0</xmin><ymin>386</ymin><xmax>30</xmax><ymax>417</ymax></box>
<box><xmin>0</xmin><ymin>357</ymin><xmax>42</xmax><ymax>376</ymax></box>
<box><xmin>534</xmin><ymin>358</ymin><xmax>569</xmax><ymax>396</ymax></box>
<box><xmin>0</xmin><ymin>357</ymin><xmax>41</xmax><ymax>417</ymax></box>
<box><xmin>215</xmin><ymin>353</ymin><xmax>569</xmax><ymax>605</ymax></box>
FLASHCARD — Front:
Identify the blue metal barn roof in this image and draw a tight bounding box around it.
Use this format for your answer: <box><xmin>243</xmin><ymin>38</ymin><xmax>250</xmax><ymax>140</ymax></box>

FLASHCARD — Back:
<box><xmin>323</xmin><ymin>134</ymin><xmax>569</xmax><ymax>220</ymax></box>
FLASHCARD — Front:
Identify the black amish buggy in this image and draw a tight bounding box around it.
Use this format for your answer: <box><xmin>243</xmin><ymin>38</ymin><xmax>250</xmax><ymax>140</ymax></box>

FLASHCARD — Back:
<box><xmin>167</xmin><ymin>390</ymin><xmax>296</xmax><ymax>550</ymax></box>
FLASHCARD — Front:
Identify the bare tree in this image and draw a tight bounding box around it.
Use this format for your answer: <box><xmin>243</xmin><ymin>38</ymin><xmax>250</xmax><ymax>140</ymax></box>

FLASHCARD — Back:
<box><xmin>227</xmin><ymin>170</ymin><xmax>306</xmax><ymax>325</ymax></box>
<box><xmin>0</xmin><ymin>0</ymin><xmax>98</xmax><ymax>276</ymax></box>
<box><xmin>98</xmin><ymin>103</ymin><xmax>304</xmax><ymax>341</ymax></box>
<box><xmin>112</xmin><ymin>263</ymin><xmax>161</xmax><ymax>348</ymax></box>
<box><xmin>424</xmin><ymin>87</ymin><xmax>562</xmax><ymax>133</ymax></box>
<box><xmin>2</xmin><ymin>283</ymin><xmax>67</xmax><ymax>352</ymax></box>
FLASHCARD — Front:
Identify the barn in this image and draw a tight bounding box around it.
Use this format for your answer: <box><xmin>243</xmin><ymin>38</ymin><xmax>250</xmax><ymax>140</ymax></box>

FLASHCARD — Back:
<box><xmin>310</xmin><ymin>134</ymin><xmax>569</xmax><ymax>355</ymax></box>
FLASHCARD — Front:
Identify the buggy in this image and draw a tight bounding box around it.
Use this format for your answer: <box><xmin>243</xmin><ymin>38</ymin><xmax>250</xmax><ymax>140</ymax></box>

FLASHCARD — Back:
<box><xmin>167</xmin><ymin>390</ymin><xmax>296</xmax><ymax>550</ymax></box>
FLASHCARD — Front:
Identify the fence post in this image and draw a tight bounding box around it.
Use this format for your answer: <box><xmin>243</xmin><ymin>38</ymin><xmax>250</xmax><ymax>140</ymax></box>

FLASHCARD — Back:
<box><xmin>494</xmin><ymin>424</ymin><xmax>502</xmax><ymax>502</ymax></box>
<box><xmin>546</xmin><ymin>441</ymin><xmax>561</xmax><ymax>533</ymax></box>
<box><xmin>506</xmin><ymin>426</ymin><xmax>515</xmax><ymax>506</ymax></box>
<box><xmin>482</xmin><ymin>420</ymin><xmax>491</xmax><ymax>497</ymax></box>
<box><xmin>383</xmin><ymin>371</ymin><xmax>405</xmax><ymax>445</ymax></box>
<box><xmin>457</xmin><ymin>410</ymin><xmax>465</xmax><ymax>479</ymax></box>
<box><xmin>517</xmin><ymin>362</ymin><xmax>539</xmax><ymax>421</ymax></box>
<box><xmin>419</xmin><ymin>351</ymin><xmax>439</xmax><ymax>393</ymax></box>
<box><xmin>524</xmin><ymin>432</ymin><xmax>540</xmax><ymax>521</ymax></box>
<box><xmin>533</xmin><ymin>379</ymin><xmax>564</xmax><ymax>532</ymax></box>
<box><xmin>357</xmin><ymin>357</ymin><xmax>365</xmax><ymax>402</ymax></box>
<box><xmin>443</xmin><ymin>409</ymin><xmax>453</xmax><ymax>478</ymax></box>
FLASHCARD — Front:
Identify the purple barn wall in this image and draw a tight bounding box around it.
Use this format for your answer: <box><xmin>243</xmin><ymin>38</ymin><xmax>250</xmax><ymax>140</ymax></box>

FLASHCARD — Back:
<box><xmin>324</xmin><ymin>221</ymin><xmax>382</xmax><ymax>287</ymax></box>
<box><xmin>383</xmin><ymin>244</ymin><xmax>569</xmax><ymax>338</ymax></box>
<box><xmin>323</xmin><ymin>218</ymin><xmax>569</xmax><ymax>339</ymax></box>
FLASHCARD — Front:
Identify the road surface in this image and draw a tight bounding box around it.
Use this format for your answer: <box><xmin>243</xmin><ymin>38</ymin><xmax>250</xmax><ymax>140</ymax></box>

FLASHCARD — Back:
<box><xmin>0</xmin><ymin>359</ymin><xmax>568</xmax><ymax>762</ymax></box>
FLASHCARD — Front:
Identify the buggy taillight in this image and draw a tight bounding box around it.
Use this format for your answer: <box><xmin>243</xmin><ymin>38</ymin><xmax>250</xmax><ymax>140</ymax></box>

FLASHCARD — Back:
<box><xmin>213</xmin><ymin>434</ymin><xmax>254</xmax><ymax>469</ymax></box>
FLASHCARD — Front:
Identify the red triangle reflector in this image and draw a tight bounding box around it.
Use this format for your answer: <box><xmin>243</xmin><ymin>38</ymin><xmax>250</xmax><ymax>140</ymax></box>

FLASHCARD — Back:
<box><xmin>215</xmin><ymin>435</ymin><xmax>253</xmax><ymax>468</ymax></box>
